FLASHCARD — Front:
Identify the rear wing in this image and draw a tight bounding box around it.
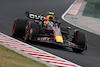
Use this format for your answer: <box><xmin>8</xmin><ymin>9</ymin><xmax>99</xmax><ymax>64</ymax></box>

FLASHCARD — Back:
<box><xmin>25</xmin><ymin>12</ymin><xmax>45</xmax><ymax>21</ymax></box>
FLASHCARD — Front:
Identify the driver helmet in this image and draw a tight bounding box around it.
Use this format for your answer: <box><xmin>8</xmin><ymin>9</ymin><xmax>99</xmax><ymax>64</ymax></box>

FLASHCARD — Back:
<box><xmin>45</xmin><ymin>11</ymin><xmax>54</xmax><ymax>20</ymax></box>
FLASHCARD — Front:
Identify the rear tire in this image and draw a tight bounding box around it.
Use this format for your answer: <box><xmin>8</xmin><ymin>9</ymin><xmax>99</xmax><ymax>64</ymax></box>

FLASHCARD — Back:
<box><xmin>72</xmin><ymin>30</ymin><xmax>86</xmax><ymax>53</ymax></box>
<box><xmin>12</xmin><ymin>18</ymin><xmax>28</xmax><ymax>38</ymax></box>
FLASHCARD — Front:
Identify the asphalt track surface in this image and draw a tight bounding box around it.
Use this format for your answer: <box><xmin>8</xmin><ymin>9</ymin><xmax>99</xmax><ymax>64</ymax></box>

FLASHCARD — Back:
<box><xmin>0</xmin><ymin>0</ymin><xmax>100</xmax><ymax>67</ymax></box>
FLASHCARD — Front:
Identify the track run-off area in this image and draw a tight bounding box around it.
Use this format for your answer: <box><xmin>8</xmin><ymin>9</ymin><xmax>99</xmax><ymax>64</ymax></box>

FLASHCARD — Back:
<box><xmin>0</xmin><ymin>0</ymin><xmax>100</xmax><ymax>67</ymax></box>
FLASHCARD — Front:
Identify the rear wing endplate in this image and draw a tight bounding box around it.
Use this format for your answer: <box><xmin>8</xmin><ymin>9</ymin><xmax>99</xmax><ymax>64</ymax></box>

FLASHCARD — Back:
<box><xmin>25</xmin><ymin>11</ymin><xmax>45</xmax><ymax>21</ymax></box>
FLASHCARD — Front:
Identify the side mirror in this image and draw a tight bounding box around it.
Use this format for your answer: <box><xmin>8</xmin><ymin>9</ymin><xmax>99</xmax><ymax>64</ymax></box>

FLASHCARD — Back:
<box><xmin>55</xmin><ymin>17</ymin><xmax>58</xmax><ymax>20</ymax></box>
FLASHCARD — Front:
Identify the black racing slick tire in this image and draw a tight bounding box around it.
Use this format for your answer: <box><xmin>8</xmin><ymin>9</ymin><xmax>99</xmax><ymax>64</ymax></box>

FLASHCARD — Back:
<box><xmin>12</xmin><ymin>18</ymin><xmax>28</xmax><ymax>38</ymax></box>
<box><xmin>72</xmin><ymin>30</ymin><xmax>87</xmax><ymax>53</ymax></box>
<box><xmin>24</xmin><ymin>22</ymin><xmax>39</xmax><ymax>41</ymax></box>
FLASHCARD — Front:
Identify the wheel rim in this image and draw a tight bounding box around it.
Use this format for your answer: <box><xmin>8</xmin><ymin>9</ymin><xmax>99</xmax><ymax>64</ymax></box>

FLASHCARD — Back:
<box><xmin>12</xmin><ymin>19</ymin><xmax>17</xmax><ymax>35</ymax></box>
<box><xmin>25</xmin><ymin>24</ymin><xmax>30</xmax><ymax>41</ymax></box>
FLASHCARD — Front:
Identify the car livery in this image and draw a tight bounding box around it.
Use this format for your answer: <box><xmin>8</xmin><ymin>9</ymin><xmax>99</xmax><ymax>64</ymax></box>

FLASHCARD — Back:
<box><xmin>12</xmin><ymin>11</ymin><xmax>87</xmax><ymax>53</ymax></box>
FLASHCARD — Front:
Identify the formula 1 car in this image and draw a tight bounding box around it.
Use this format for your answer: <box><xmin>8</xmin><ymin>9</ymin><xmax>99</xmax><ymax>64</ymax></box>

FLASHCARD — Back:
<box><xmin>12</xmin><ymin>11</ymin><xmax>87</xmax><ymax>53</ymax></box>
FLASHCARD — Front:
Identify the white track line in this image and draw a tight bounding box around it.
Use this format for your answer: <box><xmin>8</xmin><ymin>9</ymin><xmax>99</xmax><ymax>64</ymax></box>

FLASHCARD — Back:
<box><xmin>61</xmin><ymin>0</ymin><xmax>77</xmax><ymax>19</ymax></box>
<box><xmin>62</xmin><ymin>0</ymin><xmax>85</xmax><ymax>30</ymax></box>
<box><xmin>61</xmin><ymin>0</ymin><xmax>100</xmax><ymax>36</ymax></box>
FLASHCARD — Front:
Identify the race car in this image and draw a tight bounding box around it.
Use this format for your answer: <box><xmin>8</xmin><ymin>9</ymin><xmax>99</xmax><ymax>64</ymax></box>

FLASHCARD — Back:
<box><xmin>12</xmin><ymin>11</ymin><xmax>87</xmax><ymax>53</ymax></box>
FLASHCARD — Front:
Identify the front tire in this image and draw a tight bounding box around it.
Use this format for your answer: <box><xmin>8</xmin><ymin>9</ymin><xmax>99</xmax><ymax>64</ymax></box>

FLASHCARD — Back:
<box><xmin>72</xmin><ymin>30</ymin><xmax>87</xmax><ymax>53</ymax></box>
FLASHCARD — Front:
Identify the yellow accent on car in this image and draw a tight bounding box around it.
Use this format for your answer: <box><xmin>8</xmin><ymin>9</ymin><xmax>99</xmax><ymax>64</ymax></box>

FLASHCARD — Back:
<box><xmin>48</xmin><ymin>12</ymin><xmax>54</xmax><ymax>15</ymax></box>
<box><xmin>46</xmin><ymin>37</ymin><xmax>48</xmax><ymax>40</ymax></box>
<box><xmin>68</xmin><ymin>27</ymin><xmax>71</xmax><ymax>29</ymax></box>
<box><xmin>55</xmin><ymin>36</ymin><xmax>63</xmax><ymax>43</ymax></box>
<box><xmin>35</xmin><ymin>20</ymin><xmax>38</xmax><ymax>22</ymax></box>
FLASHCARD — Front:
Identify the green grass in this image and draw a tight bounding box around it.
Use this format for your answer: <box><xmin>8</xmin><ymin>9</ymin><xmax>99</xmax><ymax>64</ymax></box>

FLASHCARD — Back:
<box><xmin>0</xmin><ymin>45</ymin><xmax>48</xmax><ymax>67</ymax></box>
<box><xmin>87</xmin><ymin>0</ymin><xmax>100</xmax><ymax>6</ymax></box>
